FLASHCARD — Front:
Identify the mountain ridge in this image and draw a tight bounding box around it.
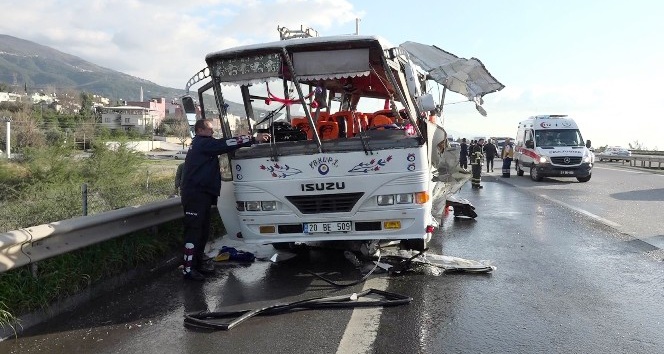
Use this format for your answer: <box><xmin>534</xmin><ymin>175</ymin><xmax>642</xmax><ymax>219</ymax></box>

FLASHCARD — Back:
<box><xmin>0</xmin><ymin>34</ymin><xmax>248</xmax><ymax>116</ymax></box>
<box><xmin>0</xmin><ymin>34</ymin><xmax>173</xmax><ymax>100</ymax></box>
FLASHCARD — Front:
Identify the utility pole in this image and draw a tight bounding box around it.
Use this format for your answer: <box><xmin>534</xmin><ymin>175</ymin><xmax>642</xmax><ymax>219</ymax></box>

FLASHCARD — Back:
<box><xmin>3</xmin><ymin>116</ymin><xmax>11</xmax><ymax>159</ymax></box>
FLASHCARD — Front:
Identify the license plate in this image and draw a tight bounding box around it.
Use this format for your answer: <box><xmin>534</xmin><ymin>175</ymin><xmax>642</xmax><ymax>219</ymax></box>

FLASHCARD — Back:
<box><xmin>560</xmin><ymin>170</ymin><xmax>574</xmax><ymax>175</ymax></box>
<box><xmin>303</xmin><ymin>221</ymin><xmax>352</xmax><ymax>233</ymax></box>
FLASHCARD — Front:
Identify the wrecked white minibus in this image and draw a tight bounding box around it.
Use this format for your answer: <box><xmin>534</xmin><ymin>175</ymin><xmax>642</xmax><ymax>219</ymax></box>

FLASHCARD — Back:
<box><xmin>181</xmin><ymin>34</ymin><xmax>503</xmax><ymax>252</ymax></box>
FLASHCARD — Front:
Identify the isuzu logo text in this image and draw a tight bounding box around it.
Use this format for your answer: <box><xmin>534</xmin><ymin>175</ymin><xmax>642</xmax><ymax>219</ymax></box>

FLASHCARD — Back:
<box><xmin>301</xmin><ymin>182</ymin><xmax>346</xmax><ymax>191</ymax></box>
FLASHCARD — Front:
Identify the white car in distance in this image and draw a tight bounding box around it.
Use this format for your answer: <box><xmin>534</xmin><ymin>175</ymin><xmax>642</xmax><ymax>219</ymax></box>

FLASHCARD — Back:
<box><xmin>598</xmin><ymin>146</ymin><xmax>631</xmax><ymax>162</ymax></box>
<box><xmin>172</xmin><ymin>150</ymin><xmax>188</xmax><ymax>160</ymax></box>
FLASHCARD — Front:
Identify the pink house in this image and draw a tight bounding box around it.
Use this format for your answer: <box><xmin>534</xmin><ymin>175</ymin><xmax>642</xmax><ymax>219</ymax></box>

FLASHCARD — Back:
<box><xmin>126</xmin><ymin>97</ymin><xmax>166</xmax><ymax>127</ymax></box>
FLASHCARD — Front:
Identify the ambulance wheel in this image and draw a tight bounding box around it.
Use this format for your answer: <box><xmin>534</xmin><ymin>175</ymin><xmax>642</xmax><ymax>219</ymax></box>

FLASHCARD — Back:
<box><xmin>530</xmin><ymin>166</ymin><xmax>543</xmax><ymax>181</ymax></box>
<box><xmin>516</xmin><ymin>161</ymin><xmax>524</xmax><ymax>176</ymax></box>
<box><xmin>577</xmin><ymin>174</ymin><xmax>591</xmax><ymax>182</ymax></box>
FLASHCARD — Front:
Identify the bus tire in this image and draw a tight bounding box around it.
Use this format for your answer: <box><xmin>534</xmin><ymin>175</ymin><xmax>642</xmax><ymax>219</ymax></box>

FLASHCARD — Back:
<box><xmin>401</xmin><ymin>238</ymin><xmax>427</xmax><ymax>252</ymax></box>
<box><xmin>272</xmin><ymin>242</ymin><xmax>295</xmax><ymax>251</ymax></box>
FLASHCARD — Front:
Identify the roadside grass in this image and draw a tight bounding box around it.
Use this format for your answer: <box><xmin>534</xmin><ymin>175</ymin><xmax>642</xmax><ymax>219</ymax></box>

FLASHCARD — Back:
<box><xmin>0</xmin><ymin>301</ymin><xmax>20</xmax><ymax>339</ymax></box>
<box><xmin>0</xmin><ymin>219</ymin><xmax>188</xmax><ymax>336</ymax></box>
<box><xmin>0</xmin><ymin>143</ymin><xmax>219</xmax><ymax>335</ymax></box>
<box><xmin>0</xmin><ymin>144</ymin><xmax>178</xmax><ymax>232</ymax></box>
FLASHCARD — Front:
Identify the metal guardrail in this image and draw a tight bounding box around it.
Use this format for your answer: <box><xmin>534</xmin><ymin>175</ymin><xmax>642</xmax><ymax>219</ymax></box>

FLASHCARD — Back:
<box><xmin>627</xmin><ymin>154</ymin><xmax>664</xmax><ymax>169</ymax></box>
<box><xmin>0</xmin><ymin>198</ymin><xmax>183</xmax><ymax>273</ymax></box>
<box><xmin>596</xmin><ymin>154</ymin><xmax>664</xmax><ymax>169</ymax></box>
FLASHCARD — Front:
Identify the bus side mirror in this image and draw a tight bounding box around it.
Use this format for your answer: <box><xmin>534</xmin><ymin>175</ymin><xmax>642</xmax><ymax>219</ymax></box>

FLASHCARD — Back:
<box><xmin>181</xmin><ymin>96</ymin><xmax>198</xmax><ymax>137</ymax></box>
<box><xmin>182</xmin><ymin>96</ymin><xmax>196</xmax><ymax>114</ymax></box>
<box><xmin>526</xmin><ymin>140</ymin><xmax>534</xmax><ymax>149</ymax></box>
<box><xmin>586</xmin><ymin>140</ymin><xmax>592</xmax><ymax>148</ymax></box>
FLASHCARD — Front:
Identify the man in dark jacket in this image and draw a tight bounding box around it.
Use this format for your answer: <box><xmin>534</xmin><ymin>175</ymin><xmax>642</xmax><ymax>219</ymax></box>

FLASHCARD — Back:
<box><xmin>483</xmin><ymin>139</ymin><xmax>498</xmax><ymax>172</ymax></box>
<box><xmin>459</xmin><ymin>138</ymin><xmax>469</xmax><ymax>171</ymax></box>
<box><xmin>180</xmin><ymin>119</ymin><xmax>263</xmax><ymax>281</ymax></box>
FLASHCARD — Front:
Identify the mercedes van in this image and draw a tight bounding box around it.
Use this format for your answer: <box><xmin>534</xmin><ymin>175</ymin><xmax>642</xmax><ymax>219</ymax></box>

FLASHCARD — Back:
<box><xmin>513</xmin><ymin>115</ymin><xmax>593</xmax><ymax>182</ymax></box>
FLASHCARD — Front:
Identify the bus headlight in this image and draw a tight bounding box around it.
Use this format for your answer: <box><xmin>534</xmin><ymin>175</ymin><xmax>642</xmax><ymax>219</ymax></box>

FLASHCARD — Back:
<box><xmin>396</xmin><ymin>193</ymin><xmax>414</xmax><ymax>204</ymax></box>
<box><xmin>377</xmin><ymin>192</ymin><xmax>427</xmax><ymax>206</ymax></box>
<box><xmin>538</xmin><ymin>156</ymin><xmax>550</xmax><ymax>164</ymax></box>
<box><xmin>261</xmin><ymin>201</ymin><xmax>277</xmax><ymax>211</ymax></box>
<box><xmin>377</xmin><ymin>195</ymin><xmax>394</xmax><ymax>206</ymax></box>
<box><xmin>238</xmin><ymin>200</ymin><xmax>278</xmax><ymax>211</ymax></box>
<box><xmin>245</xmin><ymin>201</ymin><xmax>261</xmax><ymax>211</ymax></box>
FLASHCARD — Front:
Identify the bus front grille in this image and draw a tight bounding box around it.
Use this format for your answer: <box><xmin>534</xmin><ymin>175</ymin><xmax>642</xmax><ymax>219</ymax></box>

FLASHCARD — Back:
<box><xmin>286</xmin><ymin>192</ymin><xmax>364</xmax><ymax>214</ymax></box>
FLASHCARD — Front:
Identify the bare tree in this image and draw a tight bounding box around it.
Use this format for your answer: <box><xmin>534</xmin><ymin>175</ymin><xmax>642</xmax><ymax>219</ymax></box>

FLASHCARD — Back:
<box><xmin>172</xmin><ymin>118</ymin><xmax>191</xmax><ymax>149</ymax></box>
<box><xmin>74</xmin><ymin>118</ymin><xmax>97</xmax><ymax>150</ymax></box>
<box><xmin>5</xmin><ymin>104</ymin><xmax>46</xmax><ymax>150</ymax></box>
<box><xmin>628</xmin><ymin>140</ymin><xmax>646</xmax><ymax>151</ymax></box>
<box><xmin>56</xmin><ymin>88</ymin><xmax>82</xmax><ymax>115</ymax></box>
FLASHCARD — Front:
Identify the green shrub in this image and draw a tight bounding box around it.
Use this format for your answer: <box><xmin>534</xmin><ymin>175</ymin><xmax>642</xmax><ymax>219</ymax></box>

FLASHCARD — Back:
<box><xmin>0</xmin><ymin>142</ymin><xmax>223</xmax><ymax>332</ymax></box>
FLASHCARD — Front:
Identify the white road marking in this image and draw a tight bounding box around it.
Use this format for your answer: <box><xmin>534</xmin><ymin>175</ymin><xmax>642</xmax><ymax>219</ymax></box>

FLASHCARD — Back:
<box><xmin>593</xmin><ymin>166</ymin><xmax>647</xmax><ymax>174</ymax></box>
<box><xmin>336</xmin><ymin>276</ymin><xmax>389</xmax><ymax>354</ymax></box>
<box><xmin>538</xmin><ymin>194</ymin><xmax>622</xmax><ymax>228</ymax></box>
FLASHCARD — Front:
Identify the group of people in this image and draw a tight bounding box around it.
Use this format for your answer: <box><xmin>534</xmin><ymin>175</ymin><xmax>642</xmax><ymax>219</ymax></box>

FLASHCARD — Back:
<box><xmin>458</xmin><ymin>137</ymin><xmax>514</xmax><ymax>189</ymax></box>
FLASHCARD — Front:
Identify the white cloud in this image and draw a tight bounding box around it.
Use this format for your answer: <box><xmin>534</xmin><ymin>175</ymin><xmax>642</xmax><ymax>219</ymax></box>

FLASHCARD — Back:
<box><xmin>0</xmin><ymin>0</ymin><xmax>362</xmax><ymax>88</ymax></box>
<box><xmin>1</xmin><ymin>0</ymin><xmax>661</xmax><ymax>148</ymax></box>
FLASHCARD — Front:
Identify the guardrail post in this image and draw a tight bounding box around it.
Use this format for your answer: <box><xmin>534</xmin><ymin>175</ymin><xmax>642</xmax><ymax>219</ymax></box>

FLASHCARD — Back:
<box><xmin>82</xmin><ymin>183</ymin><xmax>88</xmax><ymax>216</ymax></box>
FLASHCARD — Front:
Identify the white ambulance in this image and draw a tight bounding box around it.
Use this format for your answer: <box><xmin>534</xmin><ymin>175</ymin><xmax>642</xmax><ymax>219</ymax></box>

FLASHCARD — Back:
<box><xmin>513</xmin><ymin>115</ymin><xmax>593</xmax><ymax>182</ymax></box>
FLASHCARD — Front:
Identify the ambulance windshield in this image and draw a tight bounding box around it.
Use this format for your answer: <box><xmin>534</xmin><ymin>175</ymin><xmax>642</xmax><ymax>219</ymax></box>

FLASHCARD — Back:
<box><xmin>535</xmin><ymin>129</ymin><xmax>584</xmax><ymax>147</ymax></box>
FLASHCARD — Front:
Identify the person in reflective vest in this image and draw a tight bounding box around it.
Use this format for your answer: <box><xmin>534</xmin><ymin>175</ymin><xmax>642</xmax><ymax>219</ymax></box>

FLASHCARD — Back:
<box><xmin>470</xmin><ymin>138</ymin><xmax>485</xmax><ymax>189</ymax></box>
<box><xmin>501</xmin><ymin>138</ymin><xmax>514</xmax><ymax>178</ymax></box>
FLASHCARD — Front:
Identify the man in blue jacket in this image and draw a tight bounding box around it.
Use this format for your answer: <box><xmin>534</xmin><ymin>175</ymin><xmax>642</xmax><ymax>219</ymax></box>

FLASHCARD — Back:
<box><xmin>180</xmin><ymin>119</ymin><xmax>264</xmax><ymax>281</ymax></box>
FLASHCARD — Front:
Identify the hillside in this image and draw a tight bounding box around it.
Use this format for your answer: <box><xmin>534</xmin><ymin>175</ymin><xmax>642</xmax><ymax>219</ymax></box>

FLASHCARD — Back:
<box><xmin>0</xmin><ymin>34</ymin><xmax>247</xmax><ymax>116</ymax></box>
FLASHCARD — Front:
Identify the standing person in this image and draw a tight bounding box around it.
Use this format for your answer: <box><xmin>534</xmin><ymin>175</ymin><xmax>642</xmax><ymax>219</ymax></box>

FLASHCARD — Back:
<box><xmin>501</xmin><ymin>138</ymin><xmax>514</xmax><ymax>178</ymax></box>
<box><xmin>484</xmin><ymin>139</ymin><xmax>498</xmax><ymax>173</ymax></box>
<box><xmin>470</xmin><ymin>138</ymin><xmax>485</xmax><ymax>189</ymax></box>
<box><xmin>180</xmin><ymin>119</ymin><xmax>266</xmax><ymax>281</ymax></box>
<box><xmin>459</xmin><ymin>138</ymin><xmax>469</xmax><ymax>171</ymax></box>
<box><xmin>174</xmin><ymin>162</ymin><xmax>185</xmax><ymax>196</ymax></box>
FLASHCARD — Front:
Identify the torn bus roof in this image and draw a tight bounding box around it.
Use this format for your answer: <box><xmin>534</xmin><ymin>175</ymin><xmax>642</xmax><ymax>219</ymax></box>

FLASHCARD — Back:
<box><xmin>399</xmin><ymin>41</ymin><xmax>505</xmax><ymax>101</ymax></box>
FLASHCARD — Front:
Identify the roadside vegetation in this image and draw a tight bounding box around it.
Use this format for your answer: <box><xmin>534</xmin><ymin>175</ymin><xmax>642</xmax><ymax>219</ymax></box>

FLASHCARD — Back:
<box><xmin>0</xmin><ymin>142</ymin><xmax>225</xmax><ymax>336</ymax></box>
<box><xmin>0</xmin><ymin>100</ymin><xmax>208</xmax><ymax>336</ymax></box>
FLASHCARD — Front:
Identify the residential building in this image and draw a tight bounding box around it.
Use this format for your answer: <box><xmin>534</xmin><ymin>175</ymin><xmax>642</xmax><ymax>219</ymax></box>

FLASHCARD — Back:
<box><xmin>0</xmin><ymin>92</ymin><xmax>22</xmax><ymax>103</ymax></box>
<box><xmin>30</xmin><ymin>92</ymin><xmax>56</xmax><ymax>104</ymax></box>
<box><xmin>100</xmin><ymin>105</ymin><xmax>157</xmax><ymax>134</ymax></box>
<box><xmin>125</xmin><ymin>98</ymin><xmax>166</xmax><ymax>128</ymax></box>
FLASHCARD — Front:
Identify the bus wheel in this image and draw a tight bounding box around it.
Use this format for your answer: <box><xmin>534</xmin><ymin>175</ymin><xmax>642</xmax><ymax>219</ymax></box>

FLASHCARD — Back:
<box><xmin>401</xmin><ymin>238</ymin><xmax>427</xmax><ymax>252</ymax></box>
<box><xmin>272</xmin><ymin>242</ymin><xmax>295</xmax><ymax>251</ymax></box>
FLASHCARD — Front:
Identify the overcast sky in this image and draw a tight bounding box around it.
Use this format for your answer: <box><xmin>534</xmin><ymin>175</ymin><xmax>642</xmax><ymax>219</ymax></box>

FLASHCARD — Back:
<box><xmin>1</xmin><ymin>0</ymin><xmax>662</xmax><ymax>149</ymax></box>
